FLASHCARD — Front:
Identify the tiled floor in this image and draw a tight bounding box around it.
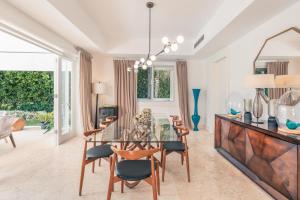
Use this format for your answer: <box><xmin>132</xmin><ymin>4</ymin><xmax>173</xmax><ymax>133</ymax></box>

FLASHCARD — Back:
<box><xmin>0</xmin><ymin>128</ymin><xmax>273</xmax><ymax>200</ymax></box>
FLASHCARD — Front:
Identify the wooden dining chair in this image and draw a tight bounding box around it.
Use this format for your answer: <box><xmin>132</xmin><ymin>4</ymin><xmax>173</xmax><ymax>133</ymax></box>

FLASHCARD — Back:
<box><xmin>79</xmin><ymin>128</ymin><xmax>114</xmax><ymax>196</ymax></box>
<box><xmin>161</xmin><ymin>116</ymin><xmax>184</xmax><ymax>164</ymax></box>
<box><xmin>161</xmin><ymin>126</ymin><xmax>190</xmax><ymax>182</ymax></box>
<box><xmin>107</xmin><ymin>147</ymin><xmax>160</xmax><ymax>200</ymax></box>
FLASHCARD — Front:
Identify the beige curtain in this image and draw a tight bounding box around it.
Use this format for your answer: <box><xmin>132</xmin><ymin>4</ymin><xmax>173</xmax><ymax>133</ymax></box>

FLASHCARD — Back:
<box><xmin>176</xmin><ymin>61</ymin><xmax>192</xmax><ymax>130</ymax></box>
<box><xmin>267</xmin><ymin>62</ymin><xmax>288</xmax><ymax>99</ymax></box>
<box><xmin>114</xmin><ymin>60</ymin><xmax>137</xmax><ymax>129</ymax></box>
<box><xmin>79</xmin><ymin>49</ymin><xmax>94</xmax><ymax>132</ymax></box>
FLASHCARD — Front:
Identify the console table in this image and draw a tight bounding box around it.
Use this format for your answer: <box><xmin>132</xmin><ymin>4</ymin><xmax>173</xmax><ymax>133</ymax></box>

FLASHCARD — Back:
<box><xmin>215</xmin><ymin>114</ymin><xmax>300</xmax><ymax>200</ymax></box>
<box><xmin>98</xmin><ymin>106</ymin><xmax>118</xmax><ymax>124</ymax></box>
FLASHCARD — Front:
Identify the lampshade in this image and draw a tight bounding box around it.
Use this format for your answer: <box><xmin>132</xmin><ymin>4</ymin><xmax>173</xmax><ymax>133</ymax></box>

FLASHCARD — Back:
<box><xmin>244</xmin><ymin>74</ymin><xmax>275</xmax><ymax>88</ymax></box>
<box><xmin>275</xmin><ymin>75</ymin><xmax>300</xmax><ymax>88</ymax></box>
<box><xmin>93</xmin><ymin>82</ymin><xmax>106</xmax><ymax>94</ymax></box>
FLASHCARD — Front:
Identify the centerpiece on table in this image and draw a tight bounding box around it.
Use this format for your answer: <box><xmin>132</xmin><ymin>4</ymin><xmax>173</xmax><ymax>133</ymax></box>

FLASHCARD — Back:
<box><xmin>131</xmin><ymin>108</ymin><xmax>152</xmax><ymax>140</ymax></box>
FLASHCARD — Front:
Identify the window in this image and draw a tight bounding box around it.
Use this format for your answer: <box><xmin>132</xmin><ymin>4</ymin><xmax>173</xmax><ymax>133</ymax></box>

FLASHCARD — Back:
<box><xmin>137</xmin><ymin>65</ymin><xmax>174</xmax><ymax>101</ymax></box>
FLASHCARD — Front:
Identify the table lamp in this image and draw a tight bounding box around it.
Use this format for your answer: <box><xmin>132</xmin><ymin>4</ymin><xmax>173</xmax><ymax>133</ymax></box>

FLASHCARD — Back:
<box><xmin>245</xmin><ymin>74</ymin><xmax>275</xmax><ymax>124</ymax></box>
<box><xmin>275</xmin><ymin>75</ymin><xmax>300</xmax><ymax>129</ymax></box>
<box><xmin>93</xmin><ymin>82</ymin><xmax>106</xmax><ymax>129</ymax></box>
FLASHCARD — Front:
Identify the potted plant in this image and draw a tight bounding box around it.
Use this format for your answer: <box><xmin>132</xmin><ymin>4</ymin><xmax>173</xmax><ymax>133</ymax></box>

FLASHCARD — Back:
<box><xmin>37</xmin><ymin>112</ymin><xmax>54</xmax><ymax>133</ymax></box>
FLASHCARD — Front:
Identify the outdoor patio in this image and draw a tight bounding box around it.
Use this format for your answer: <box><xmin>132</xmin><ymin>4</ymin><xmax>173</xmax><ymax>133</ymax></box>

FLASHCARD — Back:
<box><xmin>0</xmin><ymin>126</ymin><xmax>55</xmax><ymax>154</ymax></box>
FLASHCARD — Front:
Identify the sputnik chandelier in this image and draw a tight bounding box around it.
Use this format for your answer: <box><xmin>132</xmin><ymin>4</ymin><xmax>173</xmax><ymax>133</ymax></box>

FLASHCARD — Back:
<box><xmin>127</xmin><ymin>1</ymin><xmax>184</xmax><ymax>72</ymax></box>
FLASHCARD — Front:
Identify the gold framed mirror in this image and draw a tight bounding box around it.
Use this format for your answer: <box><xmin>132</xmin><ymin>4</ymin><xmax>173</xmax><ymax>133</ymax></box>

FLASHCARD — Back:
<box><xmin>253</xmin><ymin>27</ymin><xmax>300</xmax><ymax>99</ymax></box>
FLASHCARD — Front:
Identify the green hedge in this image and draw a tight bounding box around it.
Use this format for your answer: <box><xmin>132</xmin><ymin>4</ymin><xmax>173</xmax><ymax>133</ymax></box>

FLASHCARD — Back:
<box><xmin>0</xmin><ymin>71</ymin><xmax>54</xmax><ymax>112</ymax></box>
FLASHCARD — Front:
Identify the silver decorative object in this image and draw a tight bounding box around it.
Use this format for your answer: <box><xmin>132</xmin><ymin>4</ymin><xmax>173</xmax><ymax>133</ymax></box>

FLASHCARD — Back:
<box><xmin>252</xmin><ymin>89</ymin><xmax>264</xmax><ymax>123</ymax></box>
<box><xmin>244</xmin><ymin>99</ymin><xmax>252</xmax><ymax>112</ymax></box>
<box><xmin>245</xmin><ymin>74</ymin><xmax>275</xmax><ymax>124</ymax></box>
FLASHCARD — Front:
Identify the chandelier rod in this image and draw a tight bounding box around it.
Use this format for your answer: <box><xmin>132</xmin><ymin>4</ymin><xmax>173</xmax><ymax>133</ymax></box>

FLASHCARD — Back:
<box><xmin>147</xmin><ymin>3</ymin><xmax>152</xmax><ymax>58</ymax></box>
<box><xmin>127</xmin><ymin>1</ymin><xmax>184</xmax><ymax>72</ymax></box>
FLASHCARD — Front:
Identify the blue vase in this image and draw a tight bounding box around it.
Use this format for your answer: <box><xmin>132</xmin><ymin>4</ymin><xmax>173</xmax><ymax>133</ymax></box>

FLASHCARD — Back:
<box><xmin>192</xmin><ymin>89</ymin><xmax>201</xmax><ymax>131</ymax></box>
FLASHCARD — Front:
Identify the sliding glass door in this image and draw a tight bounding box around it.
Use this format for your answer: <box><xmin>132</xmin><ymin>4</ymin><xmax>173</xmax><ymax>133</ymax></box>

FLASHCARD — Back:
<box><xmin>54</xmin><ymin>57</ymin><xmax>74</xmax><ymax>145</ymax></box>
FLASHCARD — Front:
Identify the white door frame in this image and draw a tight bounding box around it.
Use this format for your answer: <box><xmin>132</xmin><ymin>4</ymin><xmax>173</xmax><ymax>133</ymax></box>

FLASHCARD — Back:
<box><xmin>207</xmin><ymin>56</ymin><xmax>230</xmax><ymax>133</ymax></box>
<box><xmin>54</xmin><ymin>56</ymin><xmax>76</xmax><ymax>145</ymax></box>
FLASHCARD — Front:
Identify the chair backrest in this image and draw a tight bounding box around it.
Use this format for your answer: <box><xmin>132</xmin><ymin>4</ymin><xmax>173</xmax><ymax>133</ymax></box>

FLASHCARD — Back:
<box><xmin>176</xmin><ymin>126</ymin><xmax>189</xmax><ymax>136</ymax></box>
<box><xmin>170</xmin><ymin>115</ymin><xmax>179</xmax><ymax>120</ymax></box>
<box><xmin>111</xmin><ymin>146</ymin><xmax>160</xmax><ymax>160</ymax></box>
<box><xmin>0</xmin><ymin>116</ymin><xmax>13</xmax><ymax>137</ymax></box>
<box><xmin>170</xmin><ymin>116</ymin><xmax>183</xmax><ymax>127</ymax></box>
<box><xmin>83</xmin><ymin>128</ymin><xmax>104</xmax><ymax>137</ymax></box>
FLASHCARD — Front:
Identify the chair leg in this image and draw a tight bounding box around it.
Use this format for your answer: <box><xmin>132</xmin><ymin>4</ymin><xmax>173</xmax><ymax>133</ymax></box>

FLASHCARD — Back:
<box><xmin>151</xmin><ymin>173</ymin><xmax>157</xmax><ymax>200</ymax></box>
<box><xmin>185</xmin><ymin>151</ymin><xmax>191</xmax><ymax>182</ymax></box>
<box><xmin>121</xmin><ymin>180</ymin><xmax>124</xmax><ymax>193</ymax></box>
<box><xmin>99</xmin><ymin>158</ymin><xmax>101</xmax><ymax>167</ymax></box>
<box><xmin>107</xmin><ymin>176</ymin><xmax>113</xmax><ymax>200</ymax></box>
<box><xmin>92</xmin><ymin>161</ymin><xmax>95</xmax><ymax>173</ymax></box>
<box><xmin>160</xmin><ymin>148</ymin><xmax>163</xmax><ymax>164</ymax></box>
<box><xmin>9</xmin><ymin>134</ymin><xmax>16</xmax><ymax>148</ymax></box>
<box><xmin>109</xmin><ymin>157</ymin><xmax>112</xmax><ymax>170</ymax></box>
<box><xmin>156</xmin><ymin>166</ymin><xmax>160</xmax><ymax>195</ymax></box>
<box><xmin>162</xmin><ymin>149</ymin><xmax>166</xmax><ymax>182</ymax></box>
<box><xmin>108</xmin><ymin>157</ymin><xmax>115</xmax><ymax>192</ymax></box>
<box><xmin>181</xmin><ymin>154</ymin><xmax>184</xmax><ymax>165</ymax></box>
<box><xmin>92</xmin><ymin>135</ymin><xmax>96</xmax><ymax>173</ymax></box>
<box><xmin>79</xmin><ymin>161</ymin><xmax>86</xmax><ymax>196</ymax></box>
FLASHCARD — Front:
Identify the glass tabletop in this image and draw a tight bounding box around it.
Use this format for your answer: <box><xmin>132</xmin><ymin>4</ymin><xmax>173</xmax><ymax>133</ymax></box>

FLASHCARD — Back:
<box><xmin>95</xmin><ymin>115</ymin><xmax>180</xmax><ymax>143</ymax></box>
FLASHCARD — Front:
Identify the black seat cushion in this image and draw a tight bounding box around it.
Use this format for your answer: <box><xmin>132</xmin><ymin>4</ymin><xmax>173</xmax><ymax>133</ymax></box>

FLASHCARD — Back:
<box><xmin>163</xmin><ymin>141</ymin><xmax>185</xmax><ymax>151</ymax></box>
<box><xmin>86</xmin><ymin>144</ymin><xmax>113</xmax><ymax>160</ymax></box>
<box><xmin>116</xmin><ymin>160</ymin><xmax>157</xmax><ymax>181</ymax></box>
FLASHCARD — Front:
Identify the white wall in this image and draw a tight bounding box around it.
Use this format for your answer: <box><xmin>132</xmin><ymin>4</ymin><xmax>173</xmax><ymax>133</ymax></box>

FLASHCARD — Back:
<box><xmin>205</xmin><ymin>49</ymin><xmax>231</xmax><ymax>133</ymax></box>
<box><xmin>289</xmin><ymin>58</ymin><xmax>300</xmax><ymax>75</ymax></box>
<box><xmin>203</xmin><ymin>1</ymin><xmax>300</xmax><ymax>132</ymax></box>
<box><xmin>92</xmin><ymin>54</ymin><xmax>115</xmax><ymax>105</ymax></box>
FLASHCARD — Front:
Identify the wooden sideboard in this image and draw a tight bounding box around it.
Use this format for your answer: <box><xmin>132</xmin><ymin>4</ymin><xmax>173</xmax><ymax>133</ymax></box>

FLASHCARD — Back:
<box><xmin>215</xmin><ymin>114</ymin><xmax>300</xmax><ymax>200</ymax></box>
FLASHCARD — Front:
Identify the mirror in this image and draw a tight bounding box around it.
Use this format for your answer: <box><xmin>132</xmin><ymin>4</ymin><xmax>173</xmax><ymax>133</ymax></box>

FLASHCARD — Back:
<box><xmin>253</xmin><ymin>27</ymin><xmax>300</xmax><ymax>99</ymax></box>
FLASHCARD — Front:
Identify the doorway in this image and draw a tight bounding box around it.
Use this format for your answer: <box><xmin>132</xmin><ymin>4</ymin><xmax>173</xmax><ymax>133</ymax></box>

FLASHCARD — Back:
<box><xmin>0</xmin><ymin>29</ymin><xmax>75</xmax><ymax>147</ymax></box>
<box><xmin>207</xmin><ymin>57</ymin><xmax>230</xmax><ymax>133</ymax></box>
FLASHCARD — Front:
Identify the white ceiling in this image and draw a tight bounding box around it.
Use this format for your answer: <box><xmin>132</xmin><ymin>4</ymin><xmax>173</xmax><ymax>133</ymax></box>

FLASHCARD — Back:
<box><xmin>3</xmin><ymin>0</ymin><xmax>300</xmax><ymax>58</ymax></box>
<box><xmin>4</xmin><ymin>0</ymin><xmax>224</xmax><ymax>54</ymax></box>
<box><xmin>78</xmin><ymin>0</ymin><xmax>223</xmax><ymax>42</ymax></box>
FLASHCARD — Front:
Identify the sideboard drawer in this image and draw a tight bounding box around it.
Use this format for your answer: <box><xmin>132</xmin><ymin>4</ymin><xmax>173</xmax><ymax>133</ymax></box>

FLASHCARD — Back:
<box><xmin>245</xmin><ymin>128</ymin><xmax>297</xmax><ymax>200</ymax></box>
<box><xmin>220</xmin><ymin>119</ymin><xmax>246</xmax><ymax>164</ymax></box>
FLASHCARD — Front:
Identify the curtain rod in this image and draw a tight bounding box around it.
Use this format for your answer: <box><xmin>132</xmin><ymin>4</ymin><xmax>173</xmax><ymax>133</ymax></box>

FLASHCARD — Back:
<box><xmin>75</xmin><ymin>46</ymin><xmax>93</xmax><ymax>59</ymax></box>
<box><xmin>113</xmin><ymin>56</ymin><xmax>186</xmax><ymax>62</ymax></box>
<box><xmin>256</xmin><ymin>59</ymin><xmax>290</xmax><ymax>63</ymax></box>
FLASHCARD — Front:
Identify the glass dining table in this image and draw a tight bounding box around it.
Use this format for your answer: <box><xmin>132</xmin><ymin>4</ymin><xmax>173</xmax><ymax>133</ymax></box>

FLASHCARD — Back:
<box><xmin>93</xmin><ymin>115</ymin><xmax>181</xmax><ymax>144</ymax></box>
